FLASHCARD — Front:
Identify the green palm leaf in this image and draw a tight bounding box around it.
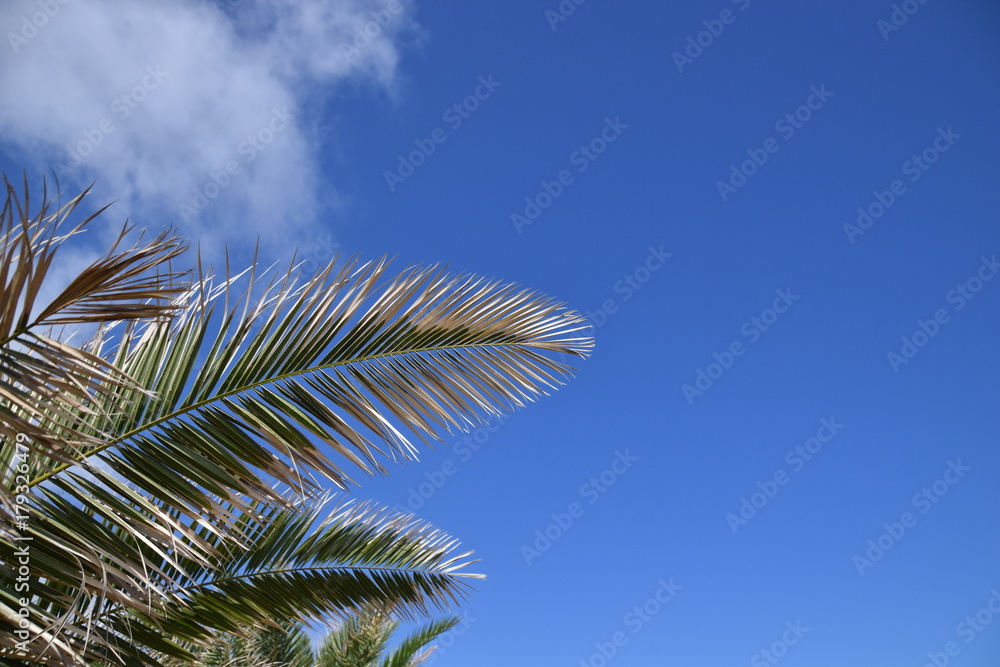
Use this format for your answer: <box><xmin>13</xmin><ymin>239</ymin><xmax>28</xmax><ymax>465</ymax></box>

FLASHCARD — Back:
<box><xmin>1</xmin><ymin>180</ymin><xmax>591</xmax><ymax>663</ymax></box>
<box><xmin>315</xmin><ymin>609</ymin><xmax>391</xmax><ymax>667</ymax></box>
<box><xmin>313</xmin><ymin>604</ymin><xmax>459</xmax><ymax>667</ymax></box>
<box><xmin>153</xmin><ymin>499</ymin><xmax>482</xmax><ymax>637</ymax></box>
<box><xmin>156</xmin><ymin>605</ymin><xmax>459</xmax><ymax>667</ymax></box>
<box><xmin>95</xmin><ymin>498</ymin><xmax>479</xmax><ymax>666</ymax></box>
<box><xmin>377</xmin><ymin>615</ymin><xmax>460</xmax><ymax>667</ymax></box>
<box><xmin>0</xmin><ymin>173</ymin><xmax>187</xmax><ymax>458</ymax></box>
<box><xmin>157</xmin><ymin>619</ymin><xmax>312</xmax><ymax>667</ymax></box>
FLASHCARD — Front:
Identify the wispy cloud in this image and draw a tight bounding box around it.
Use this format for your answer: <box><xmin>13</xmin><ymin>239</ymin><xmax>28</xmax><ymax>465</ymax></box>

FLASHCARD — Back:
<box><xmin>0</xmin><ymin>0</ymin><xmax>421</xmax><ymax>258</ymax></box>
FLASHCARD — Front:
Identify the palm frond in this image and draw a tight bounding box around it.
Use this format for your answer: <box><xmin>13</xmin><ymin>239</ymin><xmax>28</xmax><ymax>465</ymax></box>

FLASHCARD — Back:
<box><xmin>0</xmin><ymin>173</ymin><xmax>188</xmax><ymax>457</ymax></box>
<box><xmin>315</xmin><ymin>606</ymin><xmax>391</xmax><ymax>667</ymax></box>
<box><xmin>252</xmin><ymin>622</ymin><xmax>313</xmax><ymax>667</ymax></box>
<box><xmin>53</xmin><ymin>252</ymin><xmax>592</xmax><ymax>499</ymax></box>
<box><xmin>84</xmin><ymin>498</ymin><xmax>479</xmax><ymax>665</ymax></box>
<box><xmin>156</xmin><ymin>620</ymin><xmax>312</xmax><ymax>667</ymax></box>
<box><xmin>379</xmin><ymin>615</ymin><xmax>460</xmax><ymax>667</ymax></box>
<box><xmin>2</xmin><ymin>183</ymin><xmax>591</xmax><ymax>663</ymax></box>
<box><xmin>151</xmin><ymin>499</ymin><xmax>481</xmax><ymax>641</ymax></box>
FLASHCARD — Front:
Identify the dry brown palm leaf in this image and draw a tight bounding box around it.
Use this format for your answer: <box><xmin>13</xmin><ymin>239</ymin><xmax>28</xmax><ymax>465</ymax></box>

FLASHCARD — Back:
<box><xmin>0</xmin><ymin>173</ymin><xmax>188</xmax><ymax>462</ymax></box>
<box><xmin>1</xmin><ymin>177</ymin><xmax>592</xmax><ymax>664</ymax></box>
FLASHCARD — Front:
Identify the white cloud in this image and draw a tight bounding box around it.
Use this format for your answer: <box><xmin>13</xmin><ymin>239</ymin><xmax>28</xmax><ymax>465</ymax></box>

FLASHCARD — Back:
<box><xmin>0</xmin><ymin>0</ymin><xmax>420</xmax><ymax>260</ymax></box>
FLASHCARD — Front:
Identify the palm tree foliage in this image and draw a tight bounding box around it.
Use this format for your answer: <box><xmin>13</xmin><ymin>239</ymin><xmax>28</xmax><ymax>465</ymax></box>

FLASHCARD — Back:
<box><xmin>0</xmin><ymin>176</ymin><xmax>592</xmax><ymax>665</ymax></box>
<box><xmin>313</xmin><ymin>605</ymin><xmax>459</xmax><ymax>667</ymax></box>
<box><xmin>0</xmin><ymin>174</ymin><xmax>188</xmax><ymax>457</ymax></box>
<box><xmin>161</xmin><ymin>605</ymin><xmax>460</xmax><ymax>667</ymax></box>
<box><xmin>157</xmin><ymin>619</ymin><xmax>312</xmax><ymax>667</ymax></box>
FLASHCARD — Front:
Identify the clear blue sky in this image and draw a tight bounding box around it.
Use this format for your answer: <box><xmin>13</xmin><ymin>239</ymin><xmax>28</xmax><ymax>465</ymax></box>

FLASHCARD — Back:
<box><xmin>2</xmin><ymin>1</ymin><xmax>999</xmax><ymax>665</ymax></box>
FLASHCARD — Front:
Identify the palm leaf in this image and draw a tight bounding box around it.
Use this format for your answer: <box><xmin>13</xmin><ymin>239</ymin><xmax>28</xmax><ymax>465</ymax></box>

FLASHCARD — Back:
<box><xmin>313</xmin><ymin>604</ymin><xmax>459</xmax><ymax>667</ymax></box>
<box><xmin>315</xmin><ymin>610</ymin><xmax>391</xmax><ymax>667</ymax></box>
<box><xmin>0</xmin><ymin>173</ymin><xmax>187</xmax><ymax>459</ymax></box>
<box><xmin>2</xmin><ymin>180</ymin><xmax>591</xmax><ymax>663</ymax></box>
<box><xmin>156</xmin><ymin>620</ymin><xmax>312</xmax><ymax>667</ymax></box>
<box><xmin>103</xmin><ymin>498</ymin><xmax>478</xmax><ymax>666</ymax></box>
<box><xmin>379</xmin><ymin>615</ymin><xmax>460</xmax><ymax>667</ymax></box>
<box><xmin>152</xmin><ymin>499</ymin><xmax>482</xmax><ymax>638</ymax></box>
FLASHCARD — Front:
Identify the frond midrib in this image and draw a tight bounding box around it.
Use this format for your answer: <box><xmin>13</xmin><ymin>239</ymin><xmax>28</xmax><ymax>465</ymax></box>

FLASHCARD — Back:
<box><xmin>87</xmin><ymin>562</ymin><xmax>478</xmax><ymax>634</ymax></box>
<box><xmin>175</xmin><ymin>562</ymin><xmax>480</xmax><ymax>597</ymax></box>
<box><xmin>28</xmin><ymin>338</ymin><xmax>546</xmax><ymax>488</ymax></box>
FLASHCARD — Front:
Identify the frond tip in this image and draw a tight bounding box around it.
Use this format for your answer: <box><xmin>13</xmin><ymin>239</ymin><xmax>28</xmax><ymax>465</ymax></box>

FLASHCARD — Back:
<box><xmin>147</xmin><ymin>499</ymin><xmax>484</xmax><ymax>642</ymax></box>
<box><xmin>0</xmin><ymin>189</ymin><xmax>593</xmax><ymax>664</ymax></box>
<box><xmin>0</xmin><ymin>173</ymin><xmax>189</xmax><ymax>455</ymax></box>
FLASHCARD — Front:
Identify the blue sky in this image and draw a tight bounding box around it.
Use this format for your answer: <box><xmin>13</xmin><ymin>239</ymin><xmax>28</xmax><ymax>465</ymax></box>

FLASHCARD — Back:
<box><xmin>2</xmin><ymin>0</ymin><xmax>1000</xmax><ymax>665</ymax></box>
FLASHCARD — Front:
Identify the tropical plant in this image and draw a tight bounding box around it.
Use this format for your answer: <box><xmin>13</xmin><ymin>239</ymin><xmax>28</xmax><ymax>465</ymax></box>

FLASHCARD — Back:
<box><xmin>160</xmin><ymin>605</ymin><xmax>461</xmax><ymax>667</ymax></box>
<box><xmin>158</xmin><ymin>619</ymin><xmax>312</xmax><ymax>667</ymax></box>
<box><xmin>0</xmin><ymin>175</ymin><xmax>591</xmax><ymax>665</ymax></box>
